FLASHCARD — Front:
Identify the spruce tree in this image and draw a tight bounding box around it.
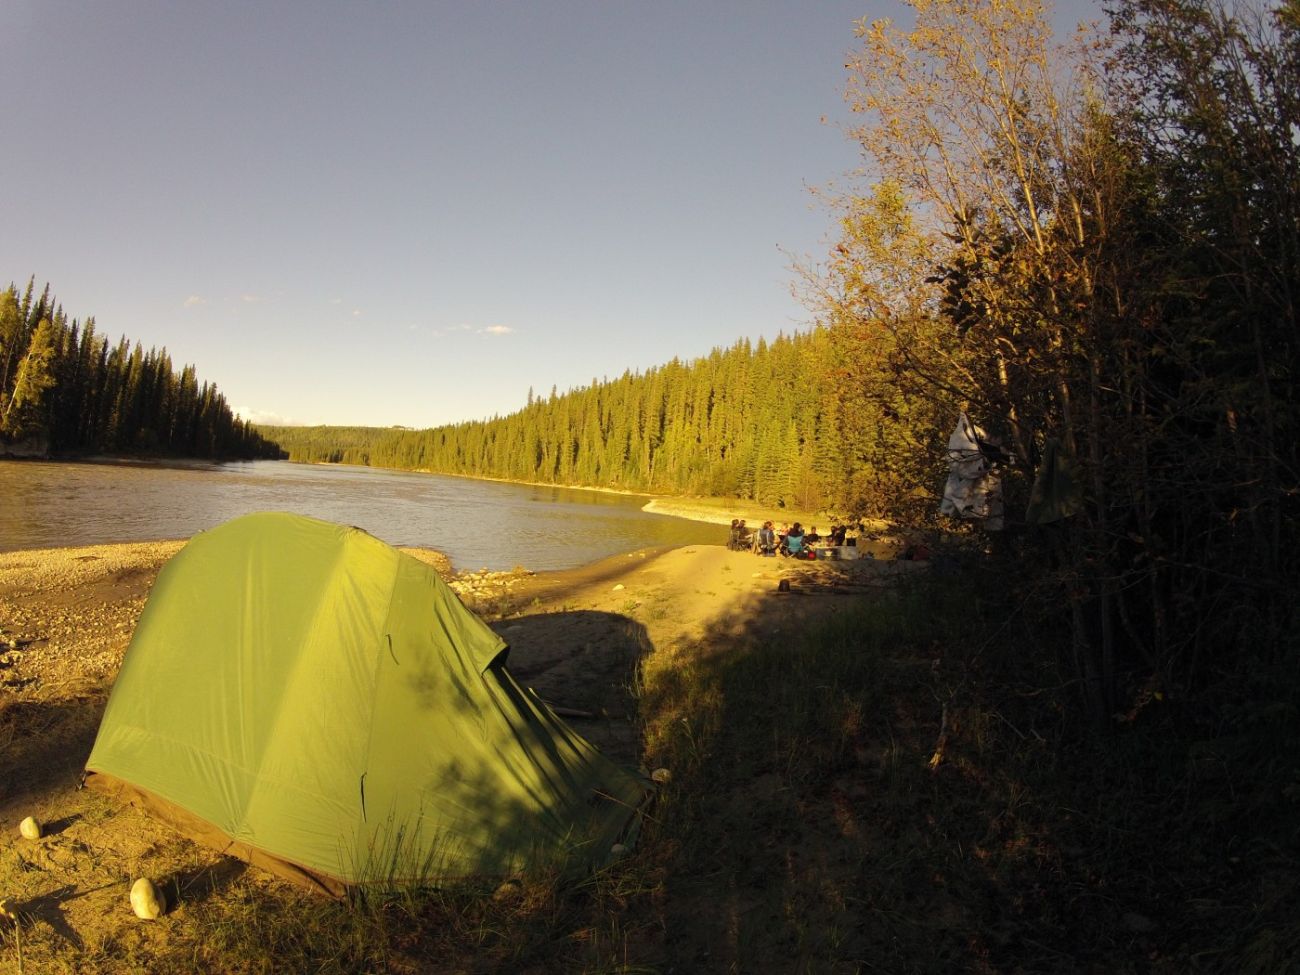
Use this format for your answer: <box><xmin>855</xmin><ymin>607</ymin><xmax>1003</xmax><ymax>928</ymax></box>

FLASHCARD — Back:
<box><xmin>1</xmin><ymin>317</ymin><xmax>58</xmax><ymax>438</ymax></box>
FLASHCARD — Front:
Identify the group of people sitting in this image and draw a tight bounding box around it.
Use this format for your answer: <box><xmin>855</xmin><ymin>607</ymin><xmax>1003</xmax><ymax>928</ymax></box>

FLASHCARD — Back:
<box><xmin>727</xmin><ymin>519</ymin><xmax>851</xmax><ymax>558</ymax></box>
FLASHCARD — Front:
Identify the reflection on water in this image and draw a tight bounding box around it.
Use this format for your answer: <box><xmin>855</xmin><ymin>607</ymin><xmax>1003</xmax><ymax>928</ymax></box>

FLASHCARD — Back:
<box><xmin>0</xmin><ymin>460</ymin><xmax>721</xmax><ymax>571</ymax></box>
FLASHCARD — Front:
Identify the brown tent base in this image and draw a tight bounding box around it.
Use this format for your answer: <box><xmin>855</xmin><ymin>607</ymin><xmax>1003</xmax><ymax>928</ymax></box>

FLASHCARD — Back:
<box><xmin>84</xmin><ymin>771</ymin><xmax>348</xmax><ymax>897</ymax></box>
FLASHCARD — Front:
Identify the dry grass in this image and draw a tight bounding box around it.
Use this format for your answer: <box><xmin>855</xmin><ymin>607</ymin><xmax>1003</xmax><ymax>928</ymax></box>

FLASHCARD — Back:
<box><xmin>3</xmin><ymin>541</ymin><xmax>1293</xmax><ymax>972</ymax></box>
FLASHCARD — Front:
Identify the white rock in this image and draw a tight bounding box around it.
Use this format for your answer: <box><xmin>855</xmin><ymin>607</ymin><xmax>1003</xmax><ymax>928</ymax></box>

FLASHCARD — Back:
<box><xmin>651</xmin><ymin>767</ymin><xmax>672</xmax><ymax>784</ymax></box>
<box><xmin>612</xmin><ymin>583</ymin><xmax>625</xmax><ymax>591</ymax></box>
<box><xmin>18</xmin><ymin>816</ymin><xmax>41</xmax><ymax>840</ymax></box>
<box><xmin>610</xmin><ymin>843</ymin><xmax>627</xmax><ymax>857</ymax></box>
<box><xmin>130</xmin><ymin>877</ymin><xmax>167</xmax><ymax>919</ymax></box>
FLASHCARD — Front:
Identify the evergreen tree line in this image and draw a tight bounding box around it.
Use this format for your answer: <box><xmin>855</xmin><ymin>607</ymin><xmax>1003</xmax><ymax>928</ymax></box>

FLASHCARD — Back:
<box><xmin>262</xmin><ymin>328</ymin><xmax>847</xmax><ymax>509</ymax></box>
<box><xmin>0</xmin><ymin>280</ymin><xmax>283</xmax><ymax>460</ymax></box>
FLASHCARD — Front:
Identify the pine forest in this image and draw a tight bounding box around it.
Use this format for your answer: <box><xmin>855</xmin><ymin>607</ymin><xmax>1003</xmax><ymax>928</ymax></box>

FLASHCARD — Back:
<box><xmin>260</xmin><ymin>328</ymin><xmax>901</xmax><ymax>513</ymax></box>
<box><xmin>0</xmin><ymin>280</ymin><xmax>282</xmax><ymax>460</ymax></box>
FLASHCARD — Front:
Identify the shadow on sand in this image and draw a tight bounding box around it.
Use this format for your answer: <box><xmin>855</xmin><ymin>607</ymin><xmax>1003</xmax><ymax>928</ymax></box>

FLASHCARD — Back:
<box><xmin>0</xmin><ymin>696</ymin><xmax>106</xmax><ymax>802</ymax></box>
<box><xmin>491</xmin><ymin>609</ymin><xmax>653</xmax><ymax>768</ymax></box>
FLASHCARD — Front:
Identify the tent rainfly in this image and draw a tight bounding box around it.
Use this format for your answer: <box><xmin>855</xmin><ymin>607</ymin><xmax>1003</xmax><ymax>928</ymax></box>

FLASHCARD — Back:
<box><xmin>84</xmin><ymin>512</ymin><xmax>650</xmax><ymax>895</ymax></box>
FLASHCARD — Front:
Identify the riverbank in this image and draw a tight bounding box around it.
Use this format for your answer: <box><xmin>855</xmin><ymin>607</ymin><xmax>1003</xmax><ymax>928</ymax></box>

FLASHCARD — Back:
<box><xmin>642</xmin><ymin>495</ymin><xmax>820</xmax><ymax>527</ymax></box>
<box><xmin>641</xmin><ymin>494</ymin><xmax>892</xmax><ymax>537</ymax></box>
<box><xmin>289</xmin><ymin>455</ymin><xmax>861</xmax><ymax>536</ymax></box>
<box><xmin>4</xmin><ymin>533</ymin><xmax>1231</xmax><ymax>971</ymax></box>
<box><xmin>4</xmin><ymin>451</ymin><xmax>850</xmax><ymax>521</ymax></box>
<box><xmin>0</xmin><ymin>534</ymin><xmax>920</xmax><ymax>970</ymax></box>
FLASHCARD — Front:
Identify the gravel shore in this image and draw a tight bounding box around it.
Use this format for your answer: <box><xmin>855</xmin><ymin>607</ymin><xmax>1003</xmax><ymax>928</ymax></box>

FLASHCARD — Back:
<box><xmin>0</xmin><ymin>541</ymin><xmax>185</xmax><ymax>695</ymax></box>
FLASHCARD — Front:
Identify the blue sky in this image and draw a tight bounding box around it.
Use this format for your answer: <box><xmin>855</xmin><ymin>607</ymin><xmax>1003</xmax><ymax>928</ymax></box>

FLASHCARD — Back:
<box><xmin>4</xmin><ymin>1</ymin><xmax>1098</xmax><ymax>428</ymax></box>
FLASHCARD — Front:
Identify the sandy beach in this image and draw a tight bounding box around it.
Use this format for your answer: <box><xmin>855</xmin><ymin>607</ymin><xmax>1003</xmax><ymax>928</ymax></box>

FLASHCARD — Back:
<box><xmin>0</xmin><ymin>532</ymin><xmax>914</xmax><ymax>964</ymax></box>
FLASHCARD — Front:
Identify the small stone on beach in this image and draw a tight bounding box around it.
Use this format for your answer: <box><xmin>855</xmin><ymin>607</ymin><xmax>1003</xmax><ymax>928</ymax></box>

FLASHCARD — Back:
<box><xmin>130</xmin><ymin>877</ymin><xmax>167</xmax><ymax>919</ymax></box>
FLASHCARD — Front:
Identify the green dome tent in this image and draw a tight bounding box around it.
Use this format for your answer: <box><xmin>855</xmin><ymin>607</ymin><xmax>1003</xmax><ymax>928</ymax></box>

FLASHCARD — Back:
<box><xmin>84</xmin><ymin>512</ymin><xmax>650</xmax><ymax>895</ymax></box>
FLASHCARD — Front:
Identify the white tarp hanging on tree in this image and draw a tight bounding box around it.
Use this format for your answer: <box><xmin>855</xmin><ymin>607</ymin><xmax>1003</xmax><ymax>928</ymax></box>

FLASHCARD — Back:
<box><xmin>939</xmin><ymin>412</ymin><xmax>1005</xmax><ymax>530</ymax></box>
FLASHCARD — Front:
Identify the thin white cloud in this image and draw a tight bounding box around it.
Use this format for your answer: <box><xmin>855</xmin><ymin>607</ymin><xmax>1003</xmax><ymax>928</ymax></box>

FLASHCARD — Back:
<box><xmin>234</xmin><ymin>407</ymin><xmax>309</xmax><ymax>426</ymax></box>
<box><xmin>421</xmin><ymin>322</ymin><xmax>516</xmax><ymax>337</ymax></box>
<box><xmin>240</xmin><ymin>294</ymin><xmax>262</xmax><ymax>304</ymax></box>
<box><xmin>352</xmin><ymin>308</ymin><xmax>362</xmax><ymax>317</ymax></box>
<box><xmin>183</xmin><ymin>295</ymin><xmax>206</xmax><ymax>308</ymax></box>
<box><xmin>329</xmin><ymin>297</ymin><xmax>343</xmax><ymax>305</ymax></box>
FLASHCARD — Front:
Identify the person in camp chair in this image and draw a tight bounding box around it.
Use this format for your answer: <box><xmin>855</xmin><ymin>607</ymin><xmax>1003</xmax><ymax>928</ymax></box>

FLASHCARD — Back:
<box><xmin>783</xmin><ymin>522</ymin><xmax>806</xmax><ymax>557</ymax></box>
<box><xmin>736</xmin><ymin>519</ymin><xmax>753</xmax><ymax>551</ymax></box>
<box><xmin>728</xmin><ymin>519</ymin><xmax>743</xmax><ymax>550</ymax></box>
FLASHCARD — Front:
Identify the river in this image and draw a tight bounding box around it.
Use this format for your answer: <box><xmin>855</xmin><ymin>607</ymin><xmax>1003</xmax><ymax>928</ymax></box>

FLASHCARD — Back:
<box><xmin>0</xmin><ymin>459</ymin><xmax>722</xmax><ymax>571</ymax></box>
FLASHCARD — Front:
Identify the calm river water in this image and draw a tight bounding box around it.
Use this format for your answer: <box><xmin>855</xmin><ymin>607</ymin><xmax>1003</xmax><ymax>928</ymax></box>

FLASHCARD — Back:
<box><xmin>0</xmin><ymin>460</ymin><xmax>722</xmax><ymax>571</ymax></box>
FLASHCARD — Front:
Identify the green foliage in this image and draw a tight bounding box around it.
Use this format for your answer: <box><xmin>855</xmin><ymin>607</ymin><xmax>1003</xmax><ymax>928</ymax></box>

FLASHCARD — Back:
<box><xmin>824</xmin><ymin>0</ymin><xmax>1300</xmax><ymax>727</ymax></box>
<box><xmin>0</xmin><ymin>279</ymin><xmax>283</xmax><ymax>460</ymax></box>
<box><xmin>1</xmin><ymin>316</ymin><xmax>57</xmax><ymax>437</ymax></box>
<box><xmin>261</xmin><ymin>330</ymin><xmax>887</xmax><ymax>513</ymax></box>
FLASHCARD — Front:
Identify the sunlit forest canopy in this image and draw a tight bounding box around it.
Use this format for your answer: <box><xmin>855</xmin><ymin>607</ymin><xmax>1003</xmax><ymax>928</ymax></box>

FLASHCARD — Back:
<box><xmin>260</xmin><ymin>329</ymin><xmax>905</xmax><ymax>513</ymax></box>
